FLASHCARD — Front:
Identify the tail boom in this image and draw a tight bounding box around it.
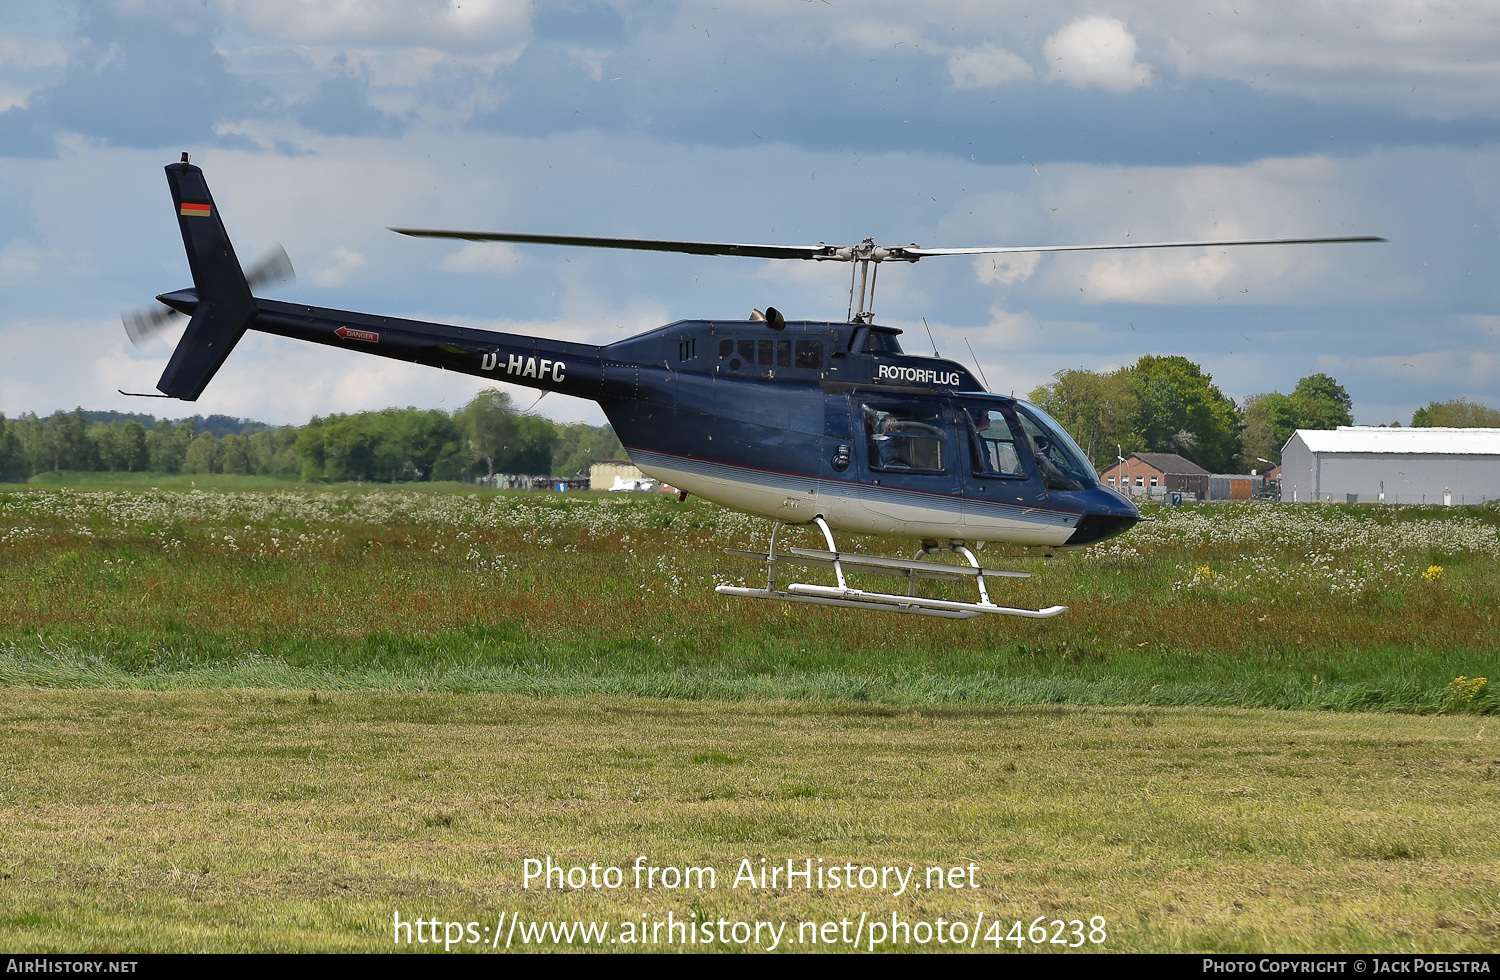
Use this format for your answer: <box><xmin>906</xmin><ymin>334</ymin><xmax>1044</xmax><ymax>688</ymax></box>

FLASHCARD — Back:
<box><xmin>249</xmin><ymin>298</ymin><xmax>609</xmax><ymax>401</ymax></box>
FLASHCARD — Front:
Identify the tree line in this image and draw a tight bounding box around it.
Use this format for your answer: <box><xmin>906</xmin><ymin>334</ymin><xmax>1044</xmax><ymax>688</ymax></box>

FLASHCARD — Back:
<box><xmin>1028</xmin><ymin>356</ymin><xmax>1497</xmax><ymax>474</ymax></box>
<box><xmin>1</xmin><ymin>370</ymin><xmax>1493</xmax><ymax>482</ymax></box>
<box><xmin>0</xmin><ymin>389</ymin><xmax>622</xmax><ymax>483</ymax></box>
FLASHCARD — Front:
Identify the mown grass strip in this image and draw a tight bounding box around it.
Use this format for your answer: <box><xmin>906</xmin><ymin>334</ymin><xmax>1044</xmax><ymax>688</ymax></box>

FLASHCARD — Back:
<box><xmin>0</xmin><ymin>643</ymin><xmax>1489</xmax><ymax>714</ymax></box>
<box><xmin>1</xmin><ymin>690</ymin><xmax>1497</xmax><ymax>952</ymax></box>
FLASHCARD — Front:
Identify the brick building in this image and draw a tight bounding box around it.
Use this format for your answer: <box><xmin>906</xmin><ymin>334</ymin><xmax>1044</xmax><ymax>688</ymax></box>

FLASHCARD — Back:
<box><xmin>1098</xmin><ymin>452</ymin><xmax>1210</xmax><ymax>499</ymax></box>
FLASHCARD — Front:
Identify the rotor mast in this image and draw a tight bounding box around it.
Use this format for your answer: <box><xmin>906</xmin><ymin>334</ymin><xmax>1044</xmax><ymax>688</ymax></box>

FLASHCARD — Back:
<box><xmin>838</xmin><ymin>238</ymin><xmax>906</xmax><ymax>323</ymax></box>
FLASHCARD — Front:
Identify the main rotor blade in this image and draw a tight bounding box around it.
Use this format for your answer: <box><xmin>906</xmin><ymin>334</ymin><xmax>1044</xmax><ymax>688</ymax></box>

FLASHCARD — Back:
<box><xmin>390</xmin><ymin>228</ymin><xmax>837</xmax><ymax>261</ymax></box>
<box><xmin>897</xmin><ymin>236</ymin><xmax>1387</xmax><ymax>259</ymax></box>
<box><xmin>391</xmin><ymin>228</ymin><xmax>1387</xmax><ymax>264</ymax></box>
<box><xmin>245</xmin><ymin>242</ymin><xmax>295</xmax><ymax>291</ymax></box>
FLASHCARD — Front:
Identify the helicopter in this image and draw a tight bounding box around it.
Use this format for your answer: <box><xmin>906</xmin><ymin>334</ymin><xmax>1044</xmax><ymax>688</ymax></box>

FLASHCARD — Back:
<box><xmin>124</xmin><ymin>154</ymin><xmax>1383</xmax><ymax>620</ymax></box>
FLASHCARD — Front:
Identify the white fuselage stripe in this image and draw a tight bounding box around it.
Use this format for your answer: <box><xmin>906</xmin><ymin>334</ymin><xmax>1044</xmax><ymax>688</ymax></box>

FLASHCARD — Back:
<box><xmin>629</xmin><ymin>448</ymin><xmax>1079</xmax><ymax>545</ymax></box>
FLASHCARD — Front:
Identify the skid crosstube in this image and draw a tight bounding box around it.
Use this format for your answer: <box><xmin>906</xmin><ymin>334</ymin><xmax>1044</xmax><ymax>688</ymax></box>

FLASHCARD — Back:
<box><xmin>719</xmin><ymin>517</ymin><xmax>1067</xmax><ymax>620</ymax></box>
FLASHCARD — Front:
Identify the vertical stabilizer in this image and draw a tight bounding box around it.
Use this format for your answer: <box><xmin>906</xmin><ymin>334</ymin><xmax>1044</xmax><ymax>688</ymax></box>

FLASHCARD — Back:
<box><xmin>156</xmin><ymin>156</ymin><xmax>256</xmax><ymax>400</ymax></box>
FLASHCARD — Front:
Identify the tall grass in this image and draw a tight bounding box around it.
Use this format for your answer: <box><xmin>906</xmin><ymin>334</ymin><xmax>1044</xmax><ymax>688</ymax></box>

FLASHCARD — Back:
<box><xmin>1</xmin><ymin>486</ymin><xmax>1496</xmax><ymax>712</ymax></box>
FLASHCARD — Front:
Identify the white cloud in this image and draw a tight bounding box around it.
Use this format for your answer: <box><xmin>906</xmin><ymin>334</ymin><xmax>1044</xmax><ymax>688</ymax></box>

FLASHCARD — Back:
<box><xmin>567</xmin><ymin>48</ymin><xmax>609</xmax><ymax>83</ymax></box>
<box><xmin>217</xmin><ymin>0</ymin><xmax>533</xmax><ymax>53</ymax></box>
<box><xmin>973</xmin><ymin>252</ymin><xmax>1040</xmax><ymax>286</ymax></box>
<box><xmin>0</xmin><ymin>84</ymin><xmax>33</xmax><ymax>112</ymax></box>
<box><xmin>313</xmin><ymin>246</ymin><xmax>367</xmax><ymax>286</ymax></box>
<box><xmin>1043</xmin><ymin>15</ymin><xmax>1152</xmax><ymax>92</ymax></box>
<box><xmin>947</xmin><ymin>43</ymin><xmax>1033</xmax><ymax>90</ymax></box>
<box><xmin>955</xmin><ymin>154</ymin><xmax>1409</xmax><ymax>307</ymax></box>
<box><xmin>1151</xmin><ymin>0</ymin><xmax>1500</xmax><ymax>119</ymax></box>
<box><xmin>1062</xmin><ymin>248</ymin><xmax>1248</xmax><ymax>304</ymax></box>
<box><xmin>1354</xmin><ymin>349</ymin><xmax>1500</xmax><ymax>389</ymax></box>
<box><xmin>0</xmin><ymin>34</ymin><xmax>67</xmax><ymax>70</ymax></box>
<box><xmin>440</xmin><ymin>242</ymin><xmax>520</xmax><ymax>273</ymax></box>
<box><xmin>0</xmin><ymin>119</ymin><xmax>1492</xmax><ymax>432</ymax></box>
<box><xmin>0</xmin><ymin>244</ymin><xmax>43</xmax><ymax>284</ymax></box>
<box><xmin>978</xmin><ymin>304</ymin><xmax>1104</xmax><ymax>352</ymax></box>
<box><xmin>0</xmin><ymin>32</ymin><xmax>67</xmax><ymax>111</ymax></box>
<box><xmin>835</xmin><ymin>18</ymin><xmax>930</xmax><ymax>52</ymax></box>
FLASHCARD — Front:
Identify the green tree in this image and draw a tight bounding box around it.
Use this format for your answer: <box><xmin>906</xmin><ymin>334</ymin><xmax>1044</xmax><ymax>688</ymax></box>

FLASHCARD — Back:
<box><xmin>552</xmin><ymin>423</ymin><xmax>626</xmax><ymax>478</ymax></box>
<box><xmin>1028</xmin><ymin>367</ymin><xmax>1140</xmax><ymax>469</ymax></box>
<box><xmin>1130</xmin><ymin>355</ymin><xmax>1242</xmax><ymax>472</ymax></box>
<box><xmin>219</xmin><ymin>433</ymin><xmax>252</xmax><ymax>475</ymax></box>
<box><xmin>1241</xmin><ymin>374</ymin><xmax>1355</xmax><ymax>464</ymax></box>
<box><xmin>1289</xmin><ymin>373</ymin><xmax>1354</xmax><ymax>430</ymax></box>
<box><xmin>297</xmin><ymin>408</ymin><xmax>471</xmax><ymax>482</ymax></box>
<box><xmin>28</xmin><ymin>409</ymin><xmax>99</xmax><ymax>473</ymax></box>
<box><xmin>248</xmin><ymin>429</ymin><xmax>302</xmax><ymax>475</ymax></box>
<box><xmin>1412</xmin><ymin>398</ymin><xmax>1500</xmax><ymax>427</ymax></box>
<box><xmin>295</xmin><ymin>418</ymin><xmax>331</xmax><ymax>481</ymax></box>
<box><xmin>394</xmin><ymin>409</ymin><xmax>470</xmax><ymax>481</ymax></box>
<box><xmin>147</xmin><ymin>420</ymin><xmax>193</xmax><ymax>473</ymax></box>
<box><xmin>1240</xmin><ymin>392</ymin><xmax>1299</xmax><ymax>465</ymax></box>
<box><xmin>0</xmin><ymin>414</ymin><xmax>20</xmax><ymax>480</ymax></box>
<box><xmin>11</xmin><ymin>413</ymin><xmax>43</xmax><ymax>477</ymax></box>
<box><xmin>93</xmin><ymin>419</ymin><xmax>150</xmax><ymax>472</ymax></box>
<box><xmin>184</xmin><ymin>432</ymin><xmax>223</xmax><ymax>474</ymax></box>
<box><xmin>455</xmin><ymin>389</ymin><xmax>557</xmax><ymax>477</ymax></box>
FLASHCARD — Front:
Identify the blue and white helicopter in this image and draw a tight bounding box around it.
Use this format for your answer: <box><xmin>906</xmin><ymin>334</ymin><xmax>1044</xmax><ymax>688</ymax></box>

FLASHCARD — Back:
<box><xmin>126</xmin><ymin>155</ymin><xmax>1381</xmax><ymax>620</ymax></box>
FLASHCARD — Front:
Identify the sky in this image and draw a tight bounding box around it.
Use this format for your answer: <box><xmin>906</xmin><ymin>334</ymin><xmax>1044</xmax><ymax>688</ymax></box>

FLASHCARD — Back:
<box><xmin>2</xmin><ymin>0</ymin><xmax>1499</xmax><ymax>429</ymax></box>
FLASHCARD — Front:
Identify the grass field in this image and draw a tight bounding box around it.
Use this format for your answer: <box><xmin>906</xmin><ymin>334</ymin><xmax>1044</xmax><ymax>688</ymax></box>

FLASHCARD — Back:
<box><xmin>1</xmin><ymin>483</ymin><xmax>1496</xmax><ymax>711</ymax></box>
<box><xmin>2</xmin><ymin>690</ymin><xmax>1497</xmax><ymax>952</ymax></box>
<box><xmin>1</xmin><ymin>482</ymin><xmax>1497</xmax><ymax>952</ymax></box>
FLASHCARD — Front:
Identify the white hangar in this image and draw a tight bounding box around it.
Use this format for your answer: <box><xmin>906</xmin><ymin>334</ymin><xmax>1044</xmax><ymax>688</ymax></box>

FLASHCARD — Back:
<box><xmin>1280</xmin><ymin>426</ymin><xmax>1500</xmax><ymax>505</ymax></box>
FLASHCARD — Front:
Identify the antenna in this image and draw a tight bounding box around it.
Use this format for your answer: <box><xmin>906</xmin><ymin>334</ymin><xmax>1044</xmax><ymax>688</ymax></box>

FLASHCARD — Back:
<box><xmin>963</xmin><ymin>337</ymin><xmax>991</xmax><ymax>390</ymax></box>
<box><xmin>923</xmin><ymin>317</ymin><xmax>939</xmax><ymax>357</ymax></box>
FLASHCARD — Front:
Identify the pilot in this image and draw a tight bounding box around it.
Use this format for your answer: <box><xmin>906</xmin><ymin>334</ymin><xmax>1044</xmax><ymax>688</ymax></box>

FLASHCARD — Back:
<box><xmin>1028</xmin><ymin>433</ymin><xmax>1075</xmax><ymax>489</ymax></box>
<box><xmin>972</xmin><ymin>410</ymin><xmax>1021</xmax><ymax>475</ymax></box>
<box><xmin>865</xmin><ymin>407</ymin><xmax>910</xmax><ymax>468</ymax></box>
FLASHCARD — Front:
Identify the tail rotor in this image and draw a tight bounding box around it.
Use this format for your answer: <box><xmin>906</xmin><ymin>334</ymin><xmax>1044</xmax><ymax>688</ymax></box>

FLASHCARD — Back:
<box><xmin>245</xmin><ymin>242</ymin><xmax>295</xmax><ymax>292</ymax></box>
<box><xmin>122</xmin><ymin>302</ymin><xmax>184</xmax><ymax>349</ymax></box>
<box><xmin>121</xmin><ymin>243</ymin><xmax>295</xmax><ymax>350</ymax></box>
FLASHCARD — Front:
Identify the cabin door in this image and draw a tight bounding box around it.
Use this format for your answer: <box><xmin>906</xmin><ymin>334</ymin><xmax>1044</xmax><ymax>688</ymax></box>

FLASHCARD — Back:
<box><xmin>854</xmin><ymin>394</ymin><xmax>961</xmax><ymax>528</ymax></box>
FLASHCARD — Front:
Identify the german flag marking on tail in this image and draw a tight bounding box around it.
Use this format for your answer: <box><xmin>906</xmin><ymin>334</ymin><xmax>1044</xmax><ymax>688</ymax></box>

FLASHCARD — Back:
<box><xmin>180</xmin><ymin>202</ymin><xmax>211</xmax><ymax>217</ymax></box>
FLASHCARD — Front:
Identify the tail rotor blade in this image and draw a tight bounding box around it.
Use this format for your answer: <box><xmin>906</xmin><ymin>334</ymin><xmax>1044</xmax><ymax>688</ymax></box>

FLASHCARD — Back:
<box><xmin>245</xmin><ymin>242</ymin><xmax>295</xmax><ymax>292</ymax></box>
<box><xmin>122</xmin><ymin>304</ymin><xmax>185</xmax><ymax>349</ymax></box>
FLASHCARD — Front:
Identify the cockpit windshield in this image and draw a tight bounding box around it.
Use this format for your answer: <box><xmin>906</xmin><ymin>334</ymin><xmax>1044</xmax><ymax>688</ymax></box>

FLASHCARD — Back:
<box><xmin>1011</xmin><ymin>401</ymin><xmax>1097</xmax><ymax>492</ymax></box>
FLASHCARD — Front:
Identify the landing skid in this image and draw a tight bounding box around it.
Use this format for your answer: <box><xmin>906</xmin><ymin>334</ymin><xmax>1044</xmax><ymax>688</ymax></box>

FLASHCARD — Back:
<box><xmin>716</xmin><ymin>517</ymin><xmax>1067</xmax><ymax>619</ymax></box>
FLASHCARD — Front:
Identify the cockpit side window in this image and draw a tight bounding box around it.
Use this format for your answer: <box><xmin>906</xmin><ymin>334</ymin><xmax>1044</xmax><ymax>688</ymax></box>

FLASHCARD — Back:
<box><xmin>862</xmin><ymin>401</ymin><xmax>946</xmax><ymax>473</ymax></box>
<box><xmin>1011</xmin><ymin>402</ymin><xmax>1098</xmax><ymax>491</ymax></box>
<box><xmin>962</xmin><ymin>406</ymin><xmax>1025</xmax><ymax>478</ymax></box>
